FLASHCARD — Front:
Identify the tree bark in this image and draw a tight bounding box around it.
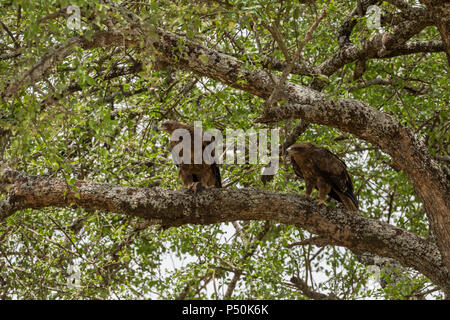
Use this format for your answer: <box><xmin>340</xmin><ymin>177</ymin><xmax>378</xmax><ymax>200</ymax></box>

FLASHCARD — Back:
<box><xmin>0</xmin><ymin>166</ymin><xmax>449</xmax><ymax>294</ymax></box>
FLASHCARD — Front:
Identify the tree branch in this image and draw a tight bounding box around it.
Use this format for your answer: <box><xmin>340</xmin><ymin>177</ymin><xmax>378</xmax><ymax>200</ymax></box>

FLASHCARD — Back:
<box><xmin>317</xmin><ymin>17</ymin><xmax>434</xmax><ymax>80</ymax></box>
<box><xmin>419</xmin><ymin>0</ymin><xmax>450</xmax><ymax>65</ymax></box>
<box><xmin>0</xmin><ymin>166</ymin><xmax>448</xmax><ymax>293</ymax></box>
<box><xmin>263</xmin><ymin>9</ymin><xmax>327</xmax><ymax>111</ymax></box>
<box><xmin>337</xmin><ymin>0</ymin><xmax>380</xmax><ymax>48</ymax></box>
<box><xmin>290</xmin><ymin>276</ymin><xmax>340</xmax><ymax>300</ymax></box>
<box><xmin>1</xmin><ymin>31</ymin><xmax>137</xmax><ymax>100</ymax></box>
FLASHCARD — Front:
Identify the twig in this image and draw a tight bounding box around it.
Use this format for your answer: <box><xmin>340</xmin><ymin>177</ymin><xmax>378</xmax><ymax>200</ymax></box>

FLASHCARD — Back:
<box><xmin>285</xmin><ymin>236</ymin><xmax>339</xmax><ymax>248</ymax></box>
<box><xmin>261</xmin><ymin>21</ymin><xmax>291</xmax><ymax>61</ymax></box>
<box><xmin>435</xmin><ymin>155</ymin><xmax>450</xmax><ymax>163</ymax></box>
<box><xmin>290</xmin><ymin>276</ymin><xmax>340</xmax><ymax>300</ymax></box>
<box><xmin>263</xmin><ymin>9</ymin><xmax>327</xmax><ymax>111</ymax></box>
<box><xmin>0</xmin><ymin>20</ymin><xmax>19</xmax><ymax>48</ymax></box>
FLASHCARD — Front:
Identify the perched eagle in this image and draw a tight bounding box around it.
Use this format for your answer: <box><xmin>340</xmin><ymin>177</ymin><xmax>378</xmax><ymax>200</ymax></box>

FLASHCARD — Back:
<box><xmin>286</xmin><ymin>142</ymin><xmax>358</xmax><ymax>213</ymax></box>
<box><xmin>159</xmin><ymin>120</ymin><xmax>222</xmax><ymax>192</ymax></box>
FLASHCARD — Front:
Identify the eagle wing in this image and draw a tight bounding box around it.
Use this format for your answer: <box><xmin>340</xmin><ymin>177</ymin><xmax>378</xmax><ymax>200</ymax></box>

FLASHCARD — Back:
<box><xmin>291</xmin><ymin>156</ymin><xmax>304</xmax><ymax>179</ymax></box>
<box><xmin>311</xmin><ymin>146</ymin><xmax>358</xmax><ymax>211</ymax></box>
<box><xmin>202</xmin><ymin>134</ymin><xmax>222</xmax><ymax>188</ymax></box>
<box><xmin>211</xmin><ymin>163</ymin><xmax>222</xmax><ymax>188</ymax></box>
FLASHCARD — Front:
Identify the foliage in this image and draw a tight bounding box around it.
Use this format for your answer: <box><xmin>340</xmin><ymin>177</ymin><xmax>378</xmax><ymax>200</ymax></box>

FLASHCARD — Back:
<box><xmin>0</xmin><ymin>0</ymin><xmax>448</xmax><ymax>299</ymax></box>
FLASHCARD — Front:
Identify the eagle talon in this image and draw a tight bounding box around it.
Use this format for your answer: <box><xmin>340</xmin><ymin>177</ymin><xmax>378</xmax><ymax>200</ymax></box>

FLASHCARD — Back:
<box><xmin>189</xmin><ymin>182</ymin><xmax>204</xmax><ymax>193</ymax></box>
<box><xmin>315</xmin><ymin>199</ymin><xmax>327</xmax><ymax>206</ymax></box>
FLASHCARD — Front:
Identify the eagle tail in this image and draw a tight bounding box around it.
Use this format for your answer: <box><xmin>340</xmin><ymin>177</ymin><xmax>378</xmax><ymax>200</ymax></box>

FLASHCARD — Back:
<box><xmin>334</xmin><ymin>190</ymin><xmax>359</xmax><ymax>213</ymax></box>
<box><xmin>212</xmin><ymin>164</ymin><xmax>222</xmax><ymax>188</ymax></box>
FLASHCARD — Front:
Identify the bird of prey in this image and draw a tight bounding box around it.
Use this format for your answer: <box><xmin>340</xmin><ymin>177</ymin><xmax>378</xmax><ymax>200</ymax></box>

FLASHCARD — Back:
<box><xmin>159</xmin><ymin>120</ymin><xmax>222</xmax><ymax>192</ymax></box>
<box><xmin>286</xmin><ymin>142</ymin><xmax>358</xmax><ymax>213</ymax></box>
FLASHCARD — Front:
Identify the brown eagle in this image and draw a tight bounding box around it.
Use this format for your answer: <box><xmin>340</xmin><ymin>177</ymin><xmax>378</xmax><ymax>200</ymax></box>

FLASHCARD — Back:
<box><xmin>159</xmin><ymin>120</ymin><xmax>222</xmax><ymax>192</ymax></box>
<box><xmin>286</xmin><ymin>142</ymin><xmax>358</xmax><ymax>213</ymax></box>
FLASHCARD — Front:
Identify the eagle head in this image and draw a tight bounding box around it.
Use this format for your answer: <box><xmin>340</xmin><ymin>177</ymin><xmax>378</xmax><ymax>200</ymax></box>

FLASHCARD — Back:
<box><xmin>286</xmin><ymin>142</ymin><xmax>313</xmax><ymax>155</ymax></box>
<box><xmin>159</xmin><ymin>120</ymin><xmax>182</xmax><ymax>134</ymax></box>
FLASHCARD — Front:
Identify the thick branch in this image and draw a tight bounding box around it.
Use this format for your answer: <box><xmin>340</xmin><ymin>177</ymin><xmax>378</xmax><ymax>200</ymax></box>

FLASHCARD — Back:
<box><xmin>0</xmin><ymin>166</ymin><xmax>449</xmax><ymax>293</ymax></box>
<box><xmin>380</xmin><ymin>40</ymin><xmax>445</xmax><ymax>58</ymax></box>
<box><xmin>318</xmin><ymin>19</ymin><xmax>432</xmax><ymax>78</ymax></box>
<box><xmin>419</xmin><ymin>0</ymin><xmax>450</xmax><ymax>64</ymax></box>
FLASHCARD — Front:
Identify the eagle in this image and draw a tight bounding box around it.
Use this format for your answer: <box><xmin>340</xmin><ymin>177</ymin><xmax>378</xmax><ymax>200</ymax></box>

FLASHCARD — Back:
<box><xmin>159</xmin><ymin>120</ymin><xmax>222</xmax><ymax>192</ymax></box>
<box><xmin>286</xmin><ymin>142</ymin><xmax>359</xmax><ymax>213</ymax></box>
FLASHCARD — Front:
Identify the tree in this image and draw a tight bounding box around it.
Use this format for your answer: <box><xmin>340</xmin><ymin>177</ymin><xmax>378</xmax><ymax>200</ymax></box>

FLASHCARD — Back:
<box><xmin>0</xmin><ymin>0</ymin><xmax>448</xmax><ymax>299</ymax></box>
